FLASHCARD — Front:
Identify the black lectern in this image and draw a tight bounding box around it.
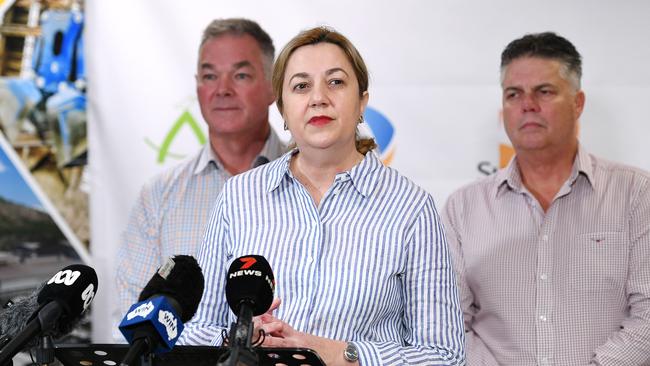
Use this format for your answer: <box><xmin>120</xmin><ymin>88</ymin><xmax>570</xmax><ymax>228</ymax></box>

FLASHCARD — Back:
<box><xmin>54</xmin><ymin>344</ymin><xmax>325</xmax><ymax>366</ymax></box>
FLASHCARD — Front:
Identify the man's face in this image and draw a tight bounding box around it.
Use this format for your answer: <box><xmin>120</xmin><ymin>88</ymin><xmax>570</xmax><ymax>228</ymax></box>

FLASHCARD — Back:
<box><xmin>196</xmin><ymin>34</ymin><xmax>274</xmax><ymax>138</ymax></box>
<box><xmin>501</xmin><ymin>57</ymin><xmax>585</xmax><ymax>153</ymax></box>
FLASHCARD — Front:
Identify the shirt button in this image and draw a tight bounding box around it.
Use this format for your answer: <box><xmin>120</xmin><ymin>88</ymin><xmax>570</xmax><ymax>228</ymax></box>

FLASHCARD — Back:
<box><xmin>307</xmin><ymin>256</ymin><xmax>314</xmax><ymax>263</ymax></box>
<box><xmin>540</xmin><ymin>273</ymin><xmax>548</xmax><ymax>280</ymax></box>
<box><xmin>539</xmin><ymin>315</ymin><xmax>547</xmax><ymax>322</ymax></box>
<box><xmin>542</xmin><ymin>235</ymin><xmax>549</xmax><ymax>241</ymax></box>
<box><xmin>540</xmin><ymin>357</ymin><xmax>550</xmax><ymax>365</ymax></box>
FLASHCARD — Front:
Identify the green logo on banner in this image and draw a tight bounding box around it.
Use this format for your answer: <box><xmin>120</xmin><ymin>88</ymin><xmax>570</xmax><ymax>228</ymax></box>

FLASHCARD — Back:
<box><xmin>145</xmin><ymin>110</ymin><xmax>206</xmax><ymax>164</ymax></box>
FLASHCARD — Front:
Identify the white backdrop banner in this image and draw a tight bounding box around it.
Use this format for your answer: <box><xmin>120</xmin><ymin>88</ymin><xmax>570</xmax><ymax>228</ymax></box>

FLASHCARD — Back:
<box><xmin>86</xmin><ymin>0</ymin><xmax>650</xmax><ymax>341</ymax></box>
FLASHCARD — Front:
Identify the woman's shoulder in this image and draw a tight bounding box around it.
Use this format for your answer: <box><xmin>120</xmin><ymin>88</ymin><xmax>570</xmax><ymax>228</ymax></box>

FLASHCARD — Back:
<box><xmin>379</xmin><ymin>163</ymin><xmax>429</xmax><ymax>196</ymax></box>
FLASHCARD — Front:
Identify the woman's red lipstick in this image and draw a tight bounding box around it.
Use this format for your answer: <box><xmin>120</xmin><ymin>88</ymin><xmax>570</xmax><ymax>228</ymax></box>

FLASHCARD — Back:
<box><xmin>309</xmin><ymin>115</ymin><xmax>333</xmax><ymax>126</ymax></box>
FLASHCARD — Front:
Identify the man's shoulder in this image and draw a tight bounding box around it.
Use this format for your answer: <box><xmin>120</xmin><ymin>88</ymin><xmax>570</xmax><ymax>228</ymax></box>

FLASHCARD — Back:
<box><xmin>591</xmin><ymin>154</ymin><xmax>650</xmax><ymax>183</ymax></box>
<box><xmin>140</xmin><ymin>149</ymin><xmax>204</xmax><ymax>195</ymax></box>
<box><xmin>223</xmin><ymin>153</ymin><xmax>287</xmax><ymax>191</ymax></box>
<box><xmin>447</xmin><ymin>173</ymin><xmax>501</xmax><ymax>203</ymax></box>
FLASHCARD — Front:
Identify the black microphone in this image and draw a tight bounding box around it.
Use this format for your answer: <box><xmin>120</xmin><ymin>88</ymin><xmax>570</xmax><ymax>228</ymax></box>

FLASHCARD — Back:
<box><xmin>118</xmin><ymin>255</ymin><xmax>204</xmax><ymax>366</ymax></box>
<box><xmin>219</xmin><ymin>255</ymin><xmax>275</xmax><ymax>366</ymax></box>
<box><xmin>0</xmin><ymin>264</ymin><xmax>97</xmax><ymax>365</ymax></box>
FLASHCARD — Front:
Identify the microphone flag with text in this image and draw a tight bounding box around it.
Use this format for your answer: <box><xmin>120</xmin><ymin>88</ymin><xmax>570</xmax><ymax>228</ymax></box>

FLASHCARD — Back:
<box><xmin>0</xmin><ymin>264</ymin><xmax>98</xmax><ymax>365</ymax></box>
<box><xmin>218</xmin><ymin>255</ymin><xmax>275</xmax><ymax>366</ymax></box>
<box><xmin>118</xmin><ymin>255</ymin><xmax>204</xmax><ymax>366</ymax></box>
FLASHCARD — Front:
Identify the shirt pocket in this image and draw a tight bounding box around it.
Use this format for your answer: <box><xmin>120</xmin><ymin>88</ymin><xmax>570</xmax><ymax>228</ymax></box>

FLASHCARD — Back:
<box><xmin>573</xmin><ymin>231</ymin><xmax>628</xmax><ymax>292</ymax></box>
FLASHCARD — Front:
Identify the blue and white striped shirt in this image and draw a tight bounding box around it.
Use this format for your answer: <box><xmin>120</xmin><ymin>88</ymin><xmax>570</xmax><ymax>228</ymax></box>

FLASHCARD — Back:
<box><xmin>180</xmin><ymin>150</ymin><xmax>466</xmax><ymax>365</ymax></box>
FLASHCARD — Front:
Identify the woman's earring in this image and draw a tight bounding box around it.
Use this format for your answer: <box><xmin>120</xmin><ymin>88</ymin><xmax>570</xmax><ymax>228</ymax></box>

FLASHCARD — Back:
<box><xmin>358</xmin><ymin>115</ymin><xmax>365</xmax><ymax>124</ymax></box>
<box><xmin>283</xmin><ymin>121</ymin><xmax>288</xmax><ymax>130</ymax></box>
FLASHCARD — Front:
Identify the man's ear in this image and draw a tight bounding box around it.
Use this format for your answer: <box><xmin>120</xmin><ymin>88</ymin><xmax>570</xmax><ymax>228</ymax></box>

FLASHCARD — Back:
<box><xmin>574</xmin><ymin>90</ymin><xmax>586</xmax><ymax>119</ymax></box>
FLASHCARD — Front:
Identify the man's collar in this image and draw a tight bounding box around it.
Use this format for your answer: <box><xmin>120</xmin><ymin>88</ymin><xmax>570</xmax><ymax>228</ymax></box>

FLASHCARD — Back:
<box><xmin>193</xmin><ymin>128</ymin><xmax>287</xmax><ymax>176</ymax></box>
<box><xmin>571</xmin><ymin>144</ymin><xmax>594</xmax><ymax>188</ymax></box>
<box><xmin>193</xmin><ymin>142</ymin><xmax>222</xmax><ymax>175</ymax></box>
<box><xmin>494</xmin><ymin>144</ymin><xmax>594</xmax><ymax>197</ymax></box>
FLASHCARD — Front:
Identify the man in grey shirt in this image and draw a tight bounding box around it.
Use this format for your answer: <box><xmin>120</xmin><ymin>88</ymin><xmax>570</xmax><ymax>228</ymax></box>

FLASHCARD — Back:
<box><xmin>115</xmin><ymin>18</ymin><xmax>285</xmax><ymax>330</ymax></box>
<box><xmin>443</xmin><ymin>32</ymin><xmax>650</xmax><ymax>365</ymax></box>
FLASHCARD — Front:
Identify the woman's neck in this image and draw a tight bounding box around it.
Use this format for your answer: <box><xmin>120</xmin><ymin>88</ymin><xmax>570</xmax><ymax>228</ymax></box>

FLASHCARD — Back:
<box><xmin>290</xmin><ymin>146</ymin><xmax>364</xmax><ymax>206</ymax></box>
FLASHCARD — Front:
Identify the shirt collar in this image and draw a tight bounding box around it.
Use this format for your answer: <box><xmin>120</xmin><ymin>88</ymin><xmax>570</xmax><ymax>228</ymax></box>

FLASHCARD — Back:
<box><xmin>266</xmin><ymin>149</ymin><xmax>383</xmax><ymax>198</ymax></box>
<box><xmin>494</xmin><ymin>143</ymin><xmax>594</xmax><ymax>197</ymax></box>
<box><xmin>572</xmin><ymin>144</ymin><xmax>595</xmax><ymax>188</ymax></box>
<box><xmin>193</xmin><ymin>128</ymin><xmax>286</xmax><ymax>175</ymax></box>
<box><xmin>193</xmin><ymin>142</ymin><xmax>221</xmax><ymax>175</ymax></box>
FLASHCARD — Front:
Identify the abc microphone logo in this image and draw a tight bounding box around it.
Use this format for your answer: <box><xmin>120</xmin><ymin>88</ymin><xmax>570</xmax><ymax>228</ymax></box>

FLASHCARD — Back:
<box><xmin>81</xmin><ymin>284</ymin><xmax>95</xmax><ymax>310</ymax></box>
<box><xmin>47</xmin><ymin>268</ymin><xmax>95</xmax><ymax>310</ymax></box>
<box><xmin>48</xmin><ymin>269</ymin><xmax>81</xmax><ymax>286</ymax></box>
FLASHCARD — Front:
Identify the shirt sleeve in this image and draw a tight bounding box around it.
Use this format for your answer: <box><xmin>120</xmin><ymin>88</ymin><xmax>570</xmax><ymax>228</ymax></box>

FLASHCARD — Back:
<box><xmin>177</xmin><ymin>186</ymin><xmax>231</xmax><ymax>346</ymax></box>
<box><xmin>355</xmin><ymin>195</ymin><xmax>466</xmax><ymax>365</ymax></box>
<box><xmin>591</xmin><ymin>179</ymin><xmax>650</xmax><ymax>365</ymax></box>
<box><xmin>114</xmin><ymin>183</ymin><xmax>163</xmax><ymax>337</ymax></box>
<box><xmin>442</xmin><ymin>193</ymin><xmax>500</xmax><ymax>365</ymax></box>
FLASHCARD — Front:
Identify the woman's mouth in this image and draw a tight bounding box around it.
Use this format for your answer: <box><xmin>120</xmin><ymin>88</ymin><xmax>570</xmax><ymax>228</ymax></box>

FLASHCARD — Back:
<box><xmin>309</xmin><ymin>116</ymin><xmax>333</xmax><ymax>126</ymax></box>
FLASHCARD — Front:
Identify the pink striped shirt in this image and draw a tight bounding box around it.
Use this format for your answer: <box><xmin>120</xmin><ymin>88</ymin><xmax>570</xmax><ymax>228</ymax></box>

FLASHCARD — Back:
<box><xmin>442</xmin><ymin>145</ymin><xmax>650</xmax><ymax>365</ymax></box>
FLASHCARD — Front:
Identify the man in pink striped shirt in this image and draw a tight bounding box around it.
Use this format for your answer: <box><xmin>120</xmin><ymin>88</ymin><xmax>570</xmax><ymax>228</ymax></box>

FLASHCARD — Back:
<box><xmin>443</xmin><ymin>32</ymin><xmax>650</xmax><ymax>365</ymax></box>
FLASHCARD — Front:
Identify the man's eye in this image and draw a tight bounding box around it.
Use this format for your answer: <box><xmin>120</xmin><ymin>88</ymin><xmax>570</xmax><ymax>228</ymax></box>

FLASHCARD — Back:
<box><xmin>202</xmin><ymin>74</ymin><xmax>216</xmax><ymax>81</ymax></box>
<box><xmin>235</xmin><ymin>73</ymin><xmax>251</xmax><ymax>80</ymax></box>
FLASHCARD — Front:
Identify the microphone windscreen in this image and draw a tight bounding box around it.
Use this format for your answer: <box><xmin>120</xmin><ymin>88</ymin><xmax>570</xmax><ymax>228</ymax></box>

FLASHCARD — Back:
<box><xmin>138</xmin><ymin>255</ymin><xmax>204</xmax><ymax>323</ymax></box>
<box><xmin>225</xmin><ymin>255</ymin><xmax>275</xmax><ymax>316</ymax></box>
<box><xmin>0</xmin><ymin>285</ymin><xmax>41</xmax><ymax>339</ymax></box>
<box><xmin>36</xmin><ymin>264</ymin><xmax>97</xmax><ymax>333</ymax></box>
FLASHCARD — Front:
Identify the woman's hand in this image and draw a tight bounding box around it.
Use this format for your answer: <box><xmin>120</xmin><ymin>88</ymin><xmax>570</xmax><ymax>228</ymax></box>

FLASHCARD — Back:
<box><xmin>254</xmin><ymin>310</ymin><xmax>355</xmax><ymax>366</ymax></box>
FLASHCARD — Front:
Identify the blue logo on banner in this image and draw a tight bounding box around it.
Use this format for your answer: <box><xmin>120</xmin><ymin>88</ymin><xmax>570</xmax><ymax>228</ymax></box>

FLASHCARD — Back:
<box><xmin>363</xmin><ymin>106</ymin><xmax>395</xmax><ymax>164</ymax></box>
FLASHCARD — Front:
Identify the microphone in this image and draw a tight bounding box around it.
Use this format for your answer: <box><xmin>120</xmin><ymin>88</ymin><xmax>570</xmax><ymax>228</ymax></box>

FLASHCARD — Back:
<box><xmin>0</xmin><ymin>264</ymin><xmax>97</xmax><ymax>365</ymax></box>
<box><xmin>0</xmin><ymin>285</ymin><xmax>42</xmax><ymax>340</ymax></box>
<box><xmin>219</xmin><ymin>255</ymin><xmax>275</xmax><ymax>366</ymax></box>
<box><xmin>0</xmin><ymin>285</ymin><xmax>42</xmax><ymax>366</ymax></box>
<box><xmin>118</xmin><ymin>255</ymin><xmax>204</xmax><ymax>366</ymax></box>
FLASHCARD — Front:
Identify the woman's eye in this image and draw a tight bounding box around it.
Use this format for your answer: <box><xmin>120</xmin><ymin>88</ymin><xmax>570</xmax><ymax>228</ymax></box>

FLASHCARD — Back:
<box><xmin>293</xmin><ymin>82</ymin><xmax>309</xmax><ymax>91</ymax></box>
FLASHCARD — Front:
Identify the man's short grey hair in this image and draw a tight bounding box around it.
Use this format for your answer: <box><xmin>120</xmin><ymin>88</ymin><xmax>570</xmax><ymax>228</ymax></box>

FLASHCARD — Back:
<box><xmin>199</xmin><ymin>18</ymin><xmax>275</xmax><ymax>79</ymax></box>
<box><xmin>500</xmin><ymin>32</ymin><xmax>582</xmax><ymax>91</ymax></box>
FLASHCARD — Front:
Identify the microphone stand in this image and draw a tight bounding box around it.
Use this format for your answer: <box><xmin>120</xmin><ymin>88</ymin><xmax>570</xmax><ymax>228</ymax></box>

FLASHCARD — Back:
<box><xmin>33</xmin><ymin>335</ymin><xmax>54</xmax><ymax>365</ymax></box>
<box><xmin>0</xmin><ymin>335</ymin><xmax>10</xmax><ymax>351</ymax></box>
<box><xmin>0</xmin><ymin>302</ymin><xmax>61</xmax><ymax>366</ymax></box>
<box><xmin>120</xmin><ymin>329</ymin><xmax>155</xmax><ymax>366</ymax></box>
<box><xmin>0</xmin><ymin>334</ymin><xmax>11</xmax><ymax>366</ymax></box>
<box><xmin>217</xmin><ymin>302</ymin><xmax>258</xmax><ymax>366</ymax></box>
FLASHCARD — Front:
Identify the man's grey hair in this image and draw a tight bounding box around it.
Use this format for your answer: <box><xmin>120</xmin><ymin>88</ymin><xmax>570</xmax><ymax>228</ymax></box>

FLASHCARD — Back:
<box><xmin>500</xmin><ymin>32</ymin><xmax>582</xmax><ymax>91</ymax></box>
<box><xmin>199</xmin><ymin>18</ymin><xmax>275</xmax><ymax>79</ymax></box>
